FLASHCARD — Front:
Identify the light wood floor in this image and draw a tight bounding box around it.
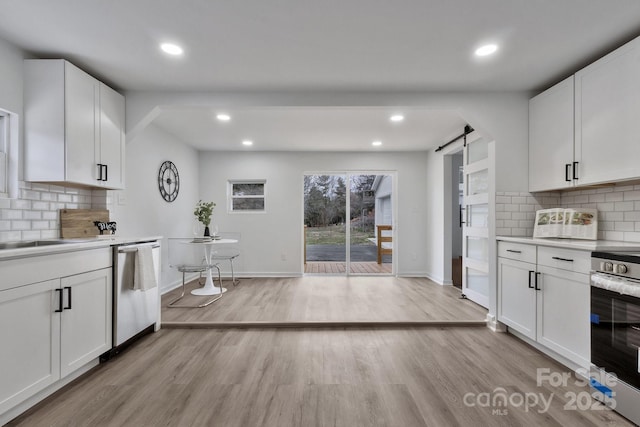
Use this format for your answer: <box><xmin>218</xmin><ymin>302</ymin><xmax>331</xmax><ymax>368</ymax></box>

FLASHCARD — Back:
<box><xmin>9</xmin><ymin>327</ymin><xmax>632</xmax><ymax>427</ymax></box>
<box><xmin>160</xmin><ymin>276</ymin><xmax>487</xmax><ymax>325</ymax></box>
<box><xmin>304</xmin><ymin>261</ymin><xmax>392</xmax><ymax>274</ymax></box>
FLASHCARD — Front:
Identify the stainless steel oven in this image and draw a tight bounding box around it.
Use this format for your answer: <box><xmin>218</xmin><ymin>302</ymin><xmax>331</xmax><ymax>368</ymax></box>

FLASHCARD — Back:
<box><xmin>590</xmin><ymin>251</ymin><xmax>640</xmax><ymax>425</ymax></box>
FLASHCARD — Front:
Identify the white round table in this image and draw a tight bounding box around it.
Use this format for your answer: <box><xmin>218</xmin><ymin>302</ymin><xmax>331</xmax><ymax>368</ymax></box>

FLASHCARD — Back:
<box><xmin>181</xmin><ymin>238</ymin><xmax>238</xmax><ymax>296</ymax></box>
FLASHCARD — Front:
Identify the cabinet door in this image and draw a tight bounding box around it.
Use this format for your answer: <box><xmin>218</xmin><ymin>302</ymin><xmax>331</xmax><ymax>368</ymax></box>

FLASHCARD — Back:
<box><xmin>529</xmin><ymin>76</ymin><xmax>575</xmax><ymax>192</ymax></box>
<box><xmin>497</xmin><ymin>257</ymin><xmax>536</xmax><ymax>340</ymax></box>
<box><xmin>536</xmin><ymin>266</ymin><xmax>590</xmax><ymax>368</ymax></box>
<box><xmin>0</xmin><ymin>280</ymin><xmax>60</xmax><ymax>414</ymax></box>
<box><xmin>99</xmin><ymin>83</ymin><xmax>125</xmax><ymax>189</ymax></box>
<box><xmin>60</xmin><ymin>268</ymin><xmax>112</xmax><ymax>378</ymax></box>
<box><xmin>65</xmin><ymin>62</ymin><xmax>99</xmax><ymax>186</ymax></box>
<box><xmin>575</xmin><ymin>36</ymin><xmax>640</xmax><ymax>186</ymax></box>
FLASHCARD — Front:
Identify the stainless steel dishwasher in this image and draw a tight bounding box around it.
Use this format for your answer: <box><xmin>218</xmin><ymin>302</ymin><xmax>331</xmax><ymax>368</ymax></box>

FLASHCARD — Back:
<box><xmin>109</xmin><ymin>239</ymin><xmax>161</xmax><ymax>356</ymax></box>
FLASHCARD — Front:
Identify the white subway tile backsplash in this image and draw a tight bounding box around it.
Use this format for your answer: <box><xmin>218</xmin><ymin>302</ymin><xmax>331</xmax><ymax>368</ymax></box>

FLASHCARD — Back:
<box><xmin>605</xmin><ymin>192</ymin><xmax>624</xmax><ymax>202</ymax></box>
<box><xmin>21</xmin><ymin>230</ymin><xmax>41</xmax><ymax>240</ymax></box>
<box><xmin>31</xmin><ymin>201</ymin><xmax>50</xmax><ymax>210</ymax></box>
<box><xmin>23</xmin><ymin>211</ymin><xmax>41</xmax><ymax>220</ymax></box>
<box><xmin>497</xmin><ymin>183</ymin><xmax>640</xmax><ymax>242</ymax></box>
<box><xmin>0</xmin><ymin>180</ymin><xmax>108</xmax><ymax>242</ymax></box>
<box><xmin>11</xmin><ymin>199</ymin><xmax>30</xmax><ymax>210</ymax></box>
<box><xmin>11</xmin><ymin>220</ymin><xmax>30</xmax><ymax>230</ymax></box>
<box><xmin>615</xmin><ymin>201</ymin><xmax>635</xmax><ymax>211</ymax></box>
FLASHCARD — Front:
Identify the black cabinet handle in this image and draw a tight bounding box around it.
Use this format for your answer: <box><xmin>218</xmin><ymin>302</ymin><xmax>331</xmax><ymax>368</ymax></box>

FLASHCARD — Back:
<box><xmin>552</xmin><ymin>256</ymin><xmax>574</xmax><ymax>262</ymax></box>
<box><xmin>64</xmin><ymin>286</ymin><xmax>72</xmax><ymax>310</ymax></box>
<box><xmin>459</xmin><ymin>205</ymin><xmax>465</xmax><ymax>227</ymax></box>
<box><xmin>565</xmin><ymin>164</ymin><xmax>571</xmax><ymax>182</ymax></box>
<box><xmin>506</xmin><ymin>249</ymin><xmax>522</xmax><ymax>254</ymax></box>
<box><xmin>528</xmin><ymin>271</ymin><xmax>535</xmax><ymax>289</ymax></box>
<box><xmin>102</xmin><ymin>164</ymin><xmax>108</xmax><ymax>182</ymax></box>
<box><xmin>54</xmin><ymin>288</ymin><xmax>63</xmax><ymax>312</ymax></box>
<box><xmin>535</xmin><ymin>272</ymin><xmax>541</xmax><ymax>291</ymax></box>
<box><xmin>97</xmin><ymin>163</ymin><xmax>103</xmax><ymax>181</ymax></box>
<box><xmin>573</xmin><ymin>161</ymin><xmax>579</xmax><ymax>180</ymax></box>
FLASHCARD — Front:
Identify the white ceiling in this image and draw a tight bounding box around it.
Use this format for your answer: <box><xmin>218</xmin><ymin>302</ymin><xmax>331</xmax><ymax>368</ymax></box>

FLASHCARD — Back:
<box><xmin>1</xmin><ymin>0</ymin><xmax>639</xmax><ymax>151</ymax></box>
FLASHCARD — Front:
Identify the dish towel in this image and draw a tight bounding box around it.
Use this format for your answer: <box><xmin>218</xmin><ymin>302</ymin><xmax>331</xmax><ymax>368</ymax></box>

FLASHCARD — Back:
<box><xmin>133</xmin><ymin>246</ymin><xmax>157</xmax><ymax>291</ymax></box>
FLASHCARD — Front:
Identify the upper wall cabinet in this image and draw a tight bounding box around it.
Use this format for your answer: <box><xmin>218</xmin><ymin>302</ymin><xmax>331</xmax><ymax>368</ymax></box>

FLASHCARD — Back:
<box><xmin>575</xmin><ymin>36</ymin><xmax>640</xmax><ymax>187</ymax></box>
<box><xmin>529</xmin><ymin>76</ymin><xmax>575</xmax><ymax>192</ymax></box>
<box><xmin>24</xmin><ymin>60</ymin><xmax>125</xmax><ymax>190</ymax></box>
<box><xmin>529</xmin><ymin>36</ymin><xmax>640</xmax><ymax>192</ymax></box>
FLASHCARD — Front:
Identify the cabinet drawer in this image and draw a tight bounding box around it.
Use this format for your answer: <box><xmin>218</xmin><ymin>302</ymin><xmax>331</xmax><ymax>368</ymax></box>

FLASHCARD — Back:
<box><xmin>498</xmin><ymin>242</ymin><xmax>536</xmax><ymax>263</ymax></box>
<box><xmin>537</xmin><ymin>246</ymin><xmax>590</xmax><ymax>273</ymax></box>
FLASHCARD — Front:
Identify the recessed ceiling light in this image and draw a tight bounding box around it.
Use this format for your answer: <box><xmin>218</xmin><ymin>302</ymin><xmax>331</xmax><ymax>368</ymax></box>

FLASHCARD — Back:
<box><xmin>242</xmin><ymin>140</ymin><xmax>253</xmax><ymax>146</ymax></box>
<box><xmin>475</xmin><ymin>44</ymin><xmax>498</xmax><ymax>57</ymax></box>
<box><xmin>216</xmin><ymin>113</ymin><xmax>231</xmax><ymax>122</ymax></box>
<box><xmin>160</xmin><ymin>43</ymin><xmax>183</xmax><ymax>56</ymax></box>
<box><xmin>372</xmin><ymin>141</ymin><xmax>382</xmax><ymax>146</ymax></box>
<box><xmin>390</xmin><ymin>115</ymin><xmax>404</xmax><ymax>122</ymax></box>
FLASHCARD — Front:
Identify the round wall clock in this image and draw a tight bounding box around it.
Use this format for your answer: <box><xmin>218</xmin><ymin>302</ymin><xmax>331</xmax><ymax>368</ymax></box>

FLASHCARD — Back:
<box><xmin>158</xmin><ymin>160</ymin><xmax>180</xmax><ymax>202</ymax></box>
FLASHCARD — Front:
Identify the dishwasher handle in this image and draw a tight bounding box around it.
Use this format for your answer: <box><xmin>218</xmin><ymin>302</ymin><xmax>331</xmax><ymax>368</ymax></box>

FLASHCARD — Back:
<box><xmin>118</xmin><ymin>243</ymin><xmax>160</xmax><ymax>253</ymax></box>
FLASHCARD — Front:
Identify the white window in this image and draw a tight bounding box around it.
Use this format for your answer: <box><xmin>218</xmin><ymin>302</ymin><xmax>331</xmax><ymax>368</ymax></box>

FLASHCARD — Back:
<box><xmin>228</xmin><ymin>180</ymin><xmax>266</xmax><ymax>212</ymax></box>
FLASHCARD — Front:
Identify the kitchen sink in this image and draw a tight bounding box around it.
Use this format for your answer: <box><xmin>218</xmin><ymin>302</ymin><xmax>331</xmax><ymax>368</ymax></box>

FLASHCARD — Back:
<box><xmin>0</xmin><ymin>239</ymin><xmax>85</xmax><ymax>250</ymax></box>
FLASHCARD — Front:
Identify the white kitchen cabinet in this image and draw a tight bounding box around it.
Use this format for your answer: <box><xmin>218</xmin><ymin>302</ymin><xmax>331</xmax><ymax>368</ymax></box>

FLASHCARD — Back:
<box><xmin>536</xmin><ymin>265</ymin><xmax>590</xmax><ymax>368</ymax></box>
<box><xmin>60</xmin><ymin>268</ymin><xmax>112</xmax><ymax>377</ymax></box>
<box><xmin>0</xmin><ymin>279</ymin><xmax>60</xmax><ymax>415</ymax></box>
<box><xmin>24</xmin><ymin>59</ymin><xmax>125</xmax><ymax>189</ymax></box>
<box><xmin>497</xmin><ymin>242</ymin><xmax>590</xmax><ymax>368</ymax></box>
<box><xmin>529</xmin><ymin>76</ymin><xmax>576</xmax><ymax>192</ymax></box>
<box><xmin>529</xmin><ymin>35</ymin><xmax>640</xmax><ymax>191</ymax></box>
<box><xmin>575</xmin><ymin>36</ymin><xmax>640</xmax><ymax>186</ymax></box>
<box><xmin>498</xmin><ymin>256</ymin><xmax>536</xmax><ymax>340</ymax></box>
<box><xmin>0</xmin><ymin>248</ymin><xmax>112</xmax><ymax>420</ymax></box>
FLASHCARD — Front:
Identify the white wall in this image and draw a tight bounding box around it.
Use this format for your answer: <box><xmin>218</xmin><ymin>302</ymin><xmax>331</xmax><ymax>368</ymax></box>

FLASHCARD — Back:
<box><xmin>109</xmin><ymin>124</ymin><xmax>200</xmax><ymax>292</ymax></box>
<box><xmin>197</xmin><ymin>151</ymin><xmax>428</xmax><ymax>276</ymax></box>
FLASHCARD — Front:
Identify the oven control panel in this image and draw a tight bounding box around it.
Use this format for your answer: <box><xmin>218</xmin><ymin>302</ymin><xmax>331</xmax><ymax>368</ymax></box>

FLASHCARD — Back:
<box><xmin>599</xmin><ymin>261</ymin><xmax>629</xmax><ymax>274</ymax></box>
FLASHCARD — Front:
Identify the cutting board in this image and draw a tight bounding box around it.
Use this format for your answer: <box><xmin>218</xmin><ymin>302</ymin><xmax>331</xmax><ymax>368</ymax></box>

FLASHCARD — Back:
<box><xmin>60</xmin><ymin>209</ymin><xmax>110</xmax><ymax>238</ymax></box>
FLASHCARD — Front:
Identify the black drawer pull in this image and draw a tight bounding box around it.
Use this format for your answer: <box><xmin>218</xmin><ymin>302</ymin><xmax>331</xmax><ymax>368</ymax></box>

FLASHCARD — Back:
<box><xmin>64</xmin><ymin>286</ymin><xmax>72</xmax><ymax>310</ymax></box>
<box><xmin>565</xmin><ymin>164</ymin><xmax>571</xmax><ymax>182</ymax></box>
<box><xmin>535</xmin><ymin>272</ymin><xmax>541</xmax><ymax>290</ymax></box>
<box><xmin>506</xmin><ymin>249</ymin><xmax>522</xmax><ymax>254</ymax></box>
<box><xmin>54</xmin><ymin>288</ymin><xmax>63</xmax><ymax>312</ymax></box>
<box><xmin>573</xmin><ymin>161</ymin><xmax>579</xmax><ymax>180</ymax></box>
<box><xmin>528</xmin><ymin>271</ymin><xmax>535</xmax><ymax>289</ymax></box>
<box><xmin>551</xmin><ymin>256</ymin><xmax>574</xmax><ymax>262</ymax></box>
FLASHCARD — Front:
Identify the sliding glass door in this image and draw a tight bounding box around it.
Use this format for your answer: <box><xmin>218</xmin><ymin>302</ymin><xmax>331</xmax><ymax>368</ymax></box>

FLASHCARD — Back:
<box><xmin>304</xmin><ymin>173</ymin><xmax>394</xmax><ymax>275</ymax></box>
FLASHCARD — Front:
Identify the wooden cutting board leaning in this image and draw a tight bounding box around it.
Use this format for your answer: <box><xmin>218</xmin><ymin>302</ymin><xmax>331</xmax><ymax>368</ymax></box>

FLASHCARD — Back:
<box><xmin>60</xmin><ymin>209</ymin><xmax>110</xmax><ymax>238</ymax></box>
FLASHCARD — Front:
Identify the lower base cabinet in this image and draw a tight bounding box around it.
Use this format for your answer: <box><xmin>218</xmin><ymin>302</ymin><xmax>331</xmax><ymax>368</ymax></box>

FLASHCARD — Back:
<box><xmin>0</xmin><ymin>266</ymin><xmax>112</xmax><ymax>416</ymax></box>
<box><xmin>498</xmin><ymin>242</ymin><xmax>590</xmax><ymax>368</ymax></box>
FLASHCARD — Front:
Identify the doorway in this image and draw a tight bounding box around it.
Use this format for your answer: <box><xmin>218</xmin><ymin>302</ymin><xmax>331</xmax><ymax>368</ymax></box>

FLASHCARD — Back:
<box><xmin>303</xmin><ymin>173</ymin><xmax>394</xmax><ymax>275</ymax></box>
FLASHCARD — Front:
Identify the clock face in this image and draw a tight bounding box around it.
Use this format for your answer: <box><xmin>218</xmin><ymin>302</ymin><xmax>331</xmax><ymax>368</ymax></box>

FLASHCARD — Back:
<box><xmin>158</xmin><ymin>161</ymin><xmax>180</xmax><ymax>202</ymax></box>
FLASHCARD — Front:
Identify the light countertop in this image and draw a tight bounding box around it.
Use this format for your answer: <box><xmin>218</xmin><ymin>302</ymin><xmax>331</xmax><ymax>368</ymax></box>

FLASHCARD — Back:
<box><xmin>497</xmin><ymin>236</ymin><xmax>640</xmax><ymax>252</ymax></box>
<box><xmin>0</xmin><ymin>236</ymin><xmax>163</xmax><ymax>261</ymax></box>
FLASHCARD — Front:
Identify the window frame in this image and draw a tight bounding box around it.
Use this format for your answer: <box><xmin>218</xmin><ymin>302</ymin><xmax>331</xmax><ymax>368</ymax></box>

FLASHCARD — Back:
<box><xmin>227</xmin><ymin>179</ymin><xmax>267</xmax><ymax>213</ymax></box>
